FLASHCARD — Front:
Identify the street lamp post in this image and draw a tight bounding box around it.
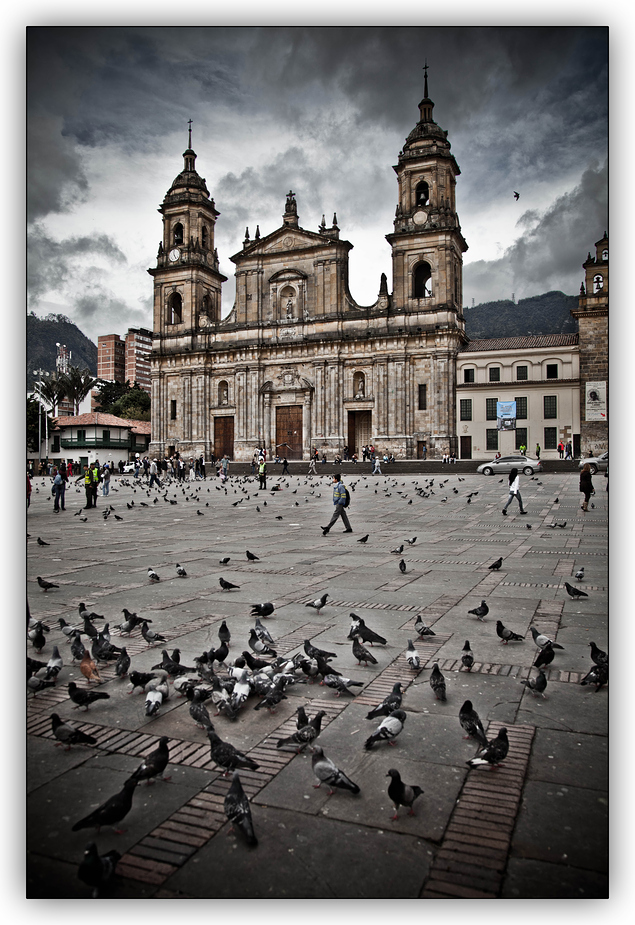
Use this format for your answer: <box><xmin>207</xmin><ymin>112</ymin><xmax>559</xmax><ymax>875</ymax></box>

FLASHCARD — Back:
<box><xmin>33</xmin><ymin>369</ymin><xmax>50</xmax><ymax>472</ymax></box>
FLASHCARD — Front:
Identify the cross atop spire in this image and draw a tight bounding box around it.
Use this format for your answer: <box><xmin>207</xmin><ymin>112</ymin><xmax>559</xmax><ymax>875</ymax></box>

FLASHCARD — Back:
<box><xmin>188</xmin><ymin>119</ymin><xmax>193</xmax><ymax>149</ymax></box>
<box><xmin>423</xmin><ymin>60</ymin><xmax>429</xmax><ymax>99</ymax></box>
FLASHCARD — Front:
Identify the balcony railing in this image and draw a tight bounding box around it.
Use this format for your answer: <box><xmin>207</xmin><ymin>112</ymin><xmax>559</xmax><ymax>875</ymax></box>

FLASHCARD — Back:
<box><xmin>60</xmin><ymin>436</ymin><xmax>132</xmax><ymax>449</ymax></box>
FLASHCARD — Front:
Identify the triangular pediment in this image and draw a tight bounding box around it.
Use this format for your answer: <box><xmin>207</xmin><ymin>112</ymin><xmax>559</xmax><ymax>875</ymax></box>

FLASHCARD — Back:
<box><xmin>230</xmin><ymin>225</ymin><xmax>349</xmax><ymax>263</ymax></box>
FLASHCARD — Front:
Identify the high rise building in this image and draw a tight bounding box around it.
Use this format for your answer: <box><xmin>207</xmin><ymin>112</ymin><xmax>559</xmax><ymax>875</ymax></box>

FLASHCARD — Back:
<box><xmin>92</xmin><ymin>328</ymin><xmax>153</xmax><ymax>409</ymax></box>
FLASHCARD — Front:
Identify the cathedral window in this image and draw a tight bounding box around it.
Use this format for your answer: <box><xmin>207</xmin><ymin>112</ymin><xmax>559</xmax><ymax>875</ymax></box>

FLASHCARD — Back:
<box><xmin>173</xmin><ymin>223</ymin><xmax>184</xmax><ymax>246</ymax></box>
<box><xmin>280</xmin><ymin>285</ymin><xmax>296</xmax><ymax>318</ymax></box>
<box><xmin>593</xmin><ymin>274</ymin><xmax>604</xmax><ymax>292</ymax></box>
<box><xmin>418</xmin><ymin>384</ymin><xmax>427</xmax><ymax>410</ymax></box>
<box><xmin>413</xmin><ymin>262</ymin><xmax>432</xmax><ymax>298</ymax></box>
<box><xmin>170</xmin><ymin>400</ymin><xmax>177</xmax><ymax>420</ymax></box>
<box><xmin>168</xmin><ymin>293</ymin><xmax>182</xmax><ymax>324</ymax></box>
<box><xmin>415</xmin><ymin>180</ymin><xmax>429</xmax><ymax>207</ymax></box>
<box><xmin>218</xmin><ymin>381</ymin><xmax>229</xmax><ymax>405</ymax></box>
<box><xmin>601</xmin><ymin>249</ymin><xmax>608</xmax><ymax>260</ymax></box>
<box><xmin>202</xmin><ymin>226</ymin><xmax>208</xmax><ymax>249</ymax></box>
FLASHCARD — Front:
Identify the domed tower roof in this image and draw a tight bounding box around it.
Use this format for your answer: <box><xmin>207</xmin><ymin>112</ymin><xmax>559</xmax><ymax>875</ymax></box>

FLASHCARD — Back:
<box><xmin>403</xmin><ymin>64</ymin><xmax>452</xmax><ymax>152</ymax></box>
<box><xmin>166</xmin><ymin>122</ymin><xmax>210</xmax><ymax>198</ymax></box>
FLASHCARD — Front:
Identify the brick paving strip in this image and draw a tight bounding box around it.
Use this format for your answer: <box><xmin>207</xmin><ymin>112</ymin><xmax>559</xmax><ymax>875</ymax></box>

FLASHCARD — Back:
<box><xmin>420</xmin><ymin>722</ymin><xmax>536</xmax><ymax>898</ymax></box>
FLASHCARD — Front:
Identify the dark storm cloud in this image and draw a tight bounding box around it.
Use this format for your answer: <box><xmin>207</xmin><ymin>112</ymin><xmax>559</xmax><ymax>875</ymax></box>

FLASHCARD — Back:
<box><xmin>28</xmin><ymin>225</ymin><xmax>127</xmax><ymax>302</ymax></box>
<box><xmin>73</xmin><ymin>291</ymin><xmax>149</xmax><ymax>327</ymax></box>
<box><xmin>463</xmin><ymin>158</ymin><xmax>608</xmax><ymax>304</ymax></box>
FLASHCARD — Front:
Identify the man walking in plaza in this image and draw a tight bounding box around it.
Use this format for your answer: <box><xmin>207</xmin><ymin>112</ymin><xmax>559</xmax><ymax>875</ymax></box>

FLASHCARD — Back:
<box><xmin>148</xmin><ymin>458</ymin><xmax>161</xmax><ymax>489</ymax></box>
<box><xmin>321</xmin><ymin>473</ymin><xmax>352</xmax><ymax>535</ymax></box>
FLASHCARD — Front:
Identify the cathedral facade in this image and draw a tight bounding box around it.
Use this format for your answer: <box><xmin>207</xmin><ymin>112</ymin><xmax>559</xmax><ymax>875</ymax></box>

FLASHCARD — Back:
<box><xmin>149</xmin><ymin>82</ymin><xmax>468</xmax><ymax>461</ymax></box>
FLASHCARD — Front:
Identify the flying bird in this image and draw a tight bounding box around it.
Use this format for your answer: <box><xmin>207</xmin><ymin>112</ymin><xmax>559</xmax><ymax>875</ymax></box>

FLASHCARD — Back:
<box><xmin>311</xmin><ymin>746</ymin><xmax>360</xmax><ymax>795</ymax></box>
<box><xmin>429</xmin><ymin>663</ymin><xmax>447</xmax><ymax>701</ymax></box>
<box><xmin>77</xmin><ymin>843</ymin><xmax>121</xmax><ymax>898</ymax></box>
<box><xmin>72</xmin><ymin>778</ymin><xmax>138</xmax><ymax>834</ymax></box>
<box><xmin>386</xmin><ymin>768</ymin><xmax>423</xmax><ymax>820</ymax></box>
<box><xmin>468</xmin><ymin>600</ymin><xmax>489</xmax><ymax>622</ymax></box>
<box><xmin>564</xmin><ymin>581</ymin><xmax>588</xmax><ymax>599</ymax></box>
<box><xmin>224</xmin><ymin>771</ymin><xmax>258</xmax><ymax>846</ymax></box>
<box><xmin>466</xmin><ymin>727</ymin><xmax>509</xmax><ymax>769</ymax></box>
<box><xmin>513</xmin><ymin>191</ymin><xmax>520</xmax><ymax>200</ymax></box>
<box><xmin>496</xmin><ymin>620</ymin><xmax>524</xmax><ymax>644</ymax></box>
<box><xmin>488</xmin><ymin>557</ymin><xmax>503</xmax><ymax>571</ymax></box>
<box><xmin>459</xmin><ymin>700</ymin><xmax>488</xmax><ymax>746</ymax></box>
<box><xmin>364</xmin><ymin>709</ymin><xmax>406</xmax><ymax>750</ymax></box>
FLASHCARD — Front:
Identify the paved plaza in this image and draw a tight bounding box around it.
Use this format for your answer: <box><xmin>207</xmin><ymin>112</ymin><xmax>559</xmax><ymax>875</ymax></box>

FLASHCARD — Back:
<box><xmin>26</xmin><ymin>463</ymin><xmax>608</xmax><ymax>900</ymax></box>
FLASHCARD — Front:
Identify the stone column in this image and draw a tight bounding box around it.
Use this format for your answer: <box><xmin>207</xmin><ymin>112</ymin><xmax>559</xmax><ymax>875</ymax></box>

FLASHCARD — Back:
<box><xmin>263</xmin><ymin>393</ymin><xmax>272</xmax><ymax>458</ymax></box>
<box><xmin>303</xmin><ymin>392</ymin><xmax>312</xmax><ymax>457</ymax></box>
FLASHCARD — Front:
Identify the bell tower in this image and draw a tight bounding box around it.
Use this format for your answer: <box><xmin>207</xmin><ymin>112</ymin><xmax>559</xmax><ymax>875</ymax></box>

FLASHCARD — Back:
<box><xmin>148</xmin><ymin>122</ymin><xmax>227</xmax><ymax>337</ymax></box>
<box><xmin>386</xmin><ymin>66</ymin><xmax>468</xmax><ymax>313</ymax></box>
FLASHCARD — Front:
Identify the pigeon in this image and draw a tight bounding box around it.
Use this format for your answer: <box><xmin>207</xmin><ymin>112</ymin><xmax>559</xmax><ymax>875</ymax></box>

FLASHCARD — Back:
<box><xmin>224</xmin><ymin>772</ymin><xmax>258</xmax><ymax>846</ymax></box>
<box><xmin>520</xmin><ymin>671</ymin><xmax>548</xmax><ymax>698</ymax></box>
<box><xmin>250</xmin><ymin>602</ymin><xmax>274</xmax><ymax>618</ymax></box>
<box><xmin>128</xmin><ymin>670</ymin><xmax>157</xmax><ymax>694</ymax></box>
<box><xmin>219</xmin><ymin>577</ymin><xmax>240</xmax><ymax>591</ymax></box>
<box><xmin>352</xmin><ymin>635</ymin><xmax>378</xmax><ymax>666</ymax></box>
<box><xmin>44</xmin><ymin>645</ymin><xmax>63</xmax><ymax>681</ymax></box>
<box><xmin>72</xmin><ymin>778</ymin><xmax>138</xmax><ymax>833</ymax></box>
<box><xmin>130</xmin><ymin>737</ymin><xmax>171</xmax><ymax>784</ymax></box>
<box><xmin>305</xmin><ymin>593</ymin><xmax>329</xmax><ymax>614</ymax></box>
<box><xmin>50</xmin><ymin>713</ymin><xmax>97</xmax><ymax>750</ymax></box>
<box><xmin>513</xmin><ymin>191</ymin><xmax>520</xmax><ymax>200</ymax></box>
<box><xmin>533</xmin><ymin>643</ymin><xmax>555</xmax><ymax>670</ymax></box>
<box><xmin>564</xmin><ymin>581</ymin><xmax>588</xmax><ymax>599</ymax></box>
<box><xmin>147</xmin><ymin>567</ymin><xmax>160</xmax><ymax>582</ymax></box>
<box><xmin>207</xmin><ymin>641</ymin><xmax>229</xmax><ymax>666</ymax></box>
<box><xmin>398</xmin><ymin>559</ymin><xmax>407</xmax><ymax>574</ymax></box>
<box><xmin>277</xmin><ymin>711</ymin><xmax>326</xmax><ymax>751</ymax></box>
<box><xmin>366</xmin><ymin>682</ymin><xmax>403</xmax><ymax>720</ymax></box>
<box><xmin>357</xmin><ymin>534</ymin><xmax>369</xmax><ymax>544</ymax></box>
<box><xmin>391</xmin><ymin>544</ymin><xmax>404</xmax><ymax>555</ymax></box>
<box><xmin>405</xmin><ymin>639</ymin><xmax>420</xmax><ymax>671</ymax></box>
<box><xmin>348</xmin><ymin>614</ymin><xmax>386</xmax><ymax>646</ymax></box>
<box><xmin>28</xmin><ymin>621</ymin><xmax>49</xmax><ymax>652</ymax></box>
<box><xmin>529</xmin><ymin>627</ymin><xmax>564</xmax><ymax>650</ymax></box>
<box><xmin>57</xmin><ymin>617</ymin><xmax>78</xmax><ymax>642</ymax></box>
<box><xmin>37</xmin><ymin>576</ymin><xmax>58</xmax><ymax>592</ymax></box>
<box><xmin>67</xmin><ymin>682</ymin><xmax>110</xmax><ymax>710</ymax></box>
<box><xmin>79</xmin><ymin>651</ymin><xmax>101</xmax><ymax>683</ymax></box>
<box><xmin>78</xmin><ymin>603</ymin><xmax>104</xmax><ymax>622</ymax></box>
<box><xmin>248</xmin><ymin>628</ymin><xmax>277</xmax><ymax>658</ymax></box>
<box><xmin>405</xmin><ymin>537</ymin><xmax>417</xmax><ymax>546</ymax></box>
<box><xmin>37</xmin><ymin>537</ymin><xmax>50</xmax><ymax>546</ymax></box>
<box><xmin>241</xmin><ymin>650</ymin><xmax>271</xmax><ymax>673</ymax></box>
<box><xmin>414</xmin><ymin>614</ymin><xmax>435</xmax><ymax>637</ymax></box>
<box><xmin>175</xmin><ymin>563</ymin><xmax>187</xmax><ymax>577</ymax></box>
<box><xmin>468</xmin><ymin>601</ymin><xmax>489</xmax><ymax>622</ymax></box>
<box><xmin>459</xmin><ymin>700</ymin><xmax>488</xmax><ymax>746</ymax></box>
<box><xmin>188</xmin><ymin>689</ymin><xmax>214</xmax><ymax>727</ymax></box>
<box><xmin>589</xmin><ymin>641</ymin><xmax>608</xmax><ymax>668</ymax></box>
<box><xmin>246</xmin><ymin>550</ymin><xmax>260</xmax><ymax>562</ymax></box>
<box><xmin>575</xmin><ymin>567</ymin><xmax>585</xmax><ymax>581</ymax></box>
<box><xmin>488</xmin><ymin>557</ymin><xmax>503</xmax><ymax>571</ymax></box>
<box><xmin>311</xmin><ymin>746</ymin><xmax>360</xmax><ymax>795</ymax></box>
<box><xmin>304</xmin><ymin>638</ymin><xmax>337</xmax><ymax>664</ymax></box>
<box><xmin>386</xmin><ymin>768</ymin><xmax>423</xmax><ymax>820</ymax></box>
<box><xmin>77</xmin><ymin>843</ymin><xmax>121</xmax><ymax>898</ymax></box>
<box><xmin>460</xmin><ymin>640</ymin><xmax>475</xmax><ymax>672</ymax></box>
<box><xmin>364</xmin><ymin>709</ymin><xmax>406</xmax><ymax>749</ymax></box>
<box><xmin>321</xmin><ymin>674</ymin><xmax>363</xmax><ymax>696</ymax></box>
<box><xmin>218</xmin><ymin>620</ymin><xmax>232</xmax><ymax>647</ymax></box>
<box><xmin>207</xmin><ymin>728</ymin><xmax>260</xmax><ymax>773</ymax></box>
<box><xmin>27</xmin><ymin>676</ymin><xmax>56</xmax><ymax>696</ymax></box>
<box><xmin>466</xmin><ymin>727</ymin><xmax>509</xmax><ymax>769</ymax></box>
<box><xmin>254</xmin><ymin>618</ymin><xmax>275</xmax><ymax>646</ymax></box>
<box><xmin>145</xmin><ymin>682</ymin><xmax>168</xmax><ymax>717</ymax></box>
<box><xmin>140</xmin><ymin>622</ymin><xmax>166</xmax><ymax>646</ymax></box>
<box><xmin>219</xmin><ymin>557</ymin><xmax>230</xmax><ymax>565</ymax></box>
<box><xmin>114</xmin><ymin>648</ymin><xmax>130</xmax><ymax>678</ymax></box>
<box><xmin>496</xmin><ymin>620</ymin><xmax>524</xmax><ymax>644</ymax></box>
<box><xmin>70</xmin><ymin>632</ymin><xmax>86</xmax><ymax>663</ymax></box>
<box><xmin>429</xmin><ymin>663</ymin><xmax>447</xmax><ymax>701</ymax></box>
<box><xmin>580</xmin><ymin>663</ymin><xmax>609</xmax><ymax>691</ymax></box>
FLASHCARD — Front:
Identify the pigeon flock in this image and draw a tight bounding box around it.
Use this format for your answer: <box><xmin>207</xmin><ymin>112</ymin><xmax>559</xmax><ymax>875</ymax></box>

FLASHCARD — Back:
<box><xmin>26</xmin><ymin>465</ymin><xmax>605</xmax><ymax>897</ymax></box>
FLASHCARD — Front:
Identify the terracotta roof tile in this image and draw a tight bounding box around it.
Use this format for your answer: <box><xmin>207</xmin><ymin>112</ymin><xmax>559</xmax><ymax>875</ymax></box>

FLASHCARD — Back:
<box><xmin>52</xmin><ymin>413</ymin><xmax>150</xmax><ymax>430</ymax></box>
<box><xmin>461</xmin><ymin>334</ymin><xmax>579</xmax><ymax>353</ymax></box>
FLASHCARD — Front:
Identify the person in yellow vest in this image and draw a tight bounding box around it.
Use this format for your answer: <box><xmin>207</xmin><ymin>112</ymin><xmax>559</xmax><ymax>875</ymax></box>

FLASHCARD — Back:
<box><xmin>75</xmin><ymin>466</ymin><xmax>94</xmax><ymax>509</ymax></box>
<box><xmin>258</xmin><ymin>456</ymin><xmax>267</xmax><ymax>489</ymax></box>
<box><xmin>91</xmin><ymin>461</ymin><xmax>101</xmax><ymax>507</ymax></box>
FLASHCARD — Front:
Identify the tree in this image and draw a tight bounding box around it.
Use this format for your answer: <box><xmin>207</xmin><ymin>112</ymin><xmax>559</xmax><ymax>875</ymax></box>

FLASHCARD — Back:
<box><xmin>33</xmin><ymin>374</ymin><xmax>68</xmax><ymax>417</ymax></box>
<box><xmin>111</xmin><ymin>383</ymin><xmax>151</xmax><ymax>421</ymax></box>
<box><xmin>93</xmin><ymin>378</ymin><xmax>132</xmax><ymax>413</ymax></box>
<box><xmin>58</xmin><ymin>365</ymin><xmax>96</xmax><ymax>415</ymax></box>
<box><xmin>26</xmin><ymin>396</ymin><xmax>53</xmax><ymax>453</ymax></box>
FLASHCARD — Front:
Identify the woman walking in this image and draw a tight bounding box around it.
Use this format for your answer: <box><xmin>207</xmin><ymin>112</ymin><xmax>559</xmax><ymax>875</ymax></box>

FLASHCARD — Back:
<box><xmin>502</xmin><ymin>467</ymin><xmax>528</xmax><ymax>515</ymax></box>
<box><xmin>579</xmin><ymin>463</ymin><xmax>594</xmax><ymax>511</ymax></box>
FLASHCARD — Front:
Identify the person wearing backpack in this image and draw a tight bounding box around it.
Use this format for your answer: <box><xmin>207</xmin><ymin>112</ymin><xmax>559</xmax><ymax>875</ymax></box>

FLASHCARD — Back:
<box><xmin>321</xmin><ymin>473</ymin><xmax>352</xmax><ymax>535</ymax></box>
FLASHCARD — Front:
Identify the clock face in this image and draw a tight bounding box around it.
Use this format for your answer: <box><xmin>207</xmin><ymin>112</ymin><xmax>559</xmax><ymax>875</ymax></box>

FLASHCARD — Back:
<box><xmin>168</xmin><ymin>248</ymin><xmax>180</xmax><ymax>262</ymax></box>
<box><xmin>413</xmin><ymin>210</ymin><xmax>428</xmax><ymax>226</ymax></box>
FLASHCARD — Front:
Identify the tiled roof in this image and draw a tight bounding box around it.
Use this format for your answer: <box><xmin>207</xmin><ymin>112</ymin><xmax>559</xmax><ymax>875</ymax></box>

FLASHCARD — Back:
<box><xmin>130</xmin><ymin>422</ymin><xmax>152</xmax><ymax>435</ymax></box>
<box><xmin>460</xmin><ymin>334</ymin><xmax>579</xmax><ymax>352</ymax></box>
<box><xmin>52</xmin><ymin>413</ymin><xmax>149</xmax><ymax>430</ymax></box>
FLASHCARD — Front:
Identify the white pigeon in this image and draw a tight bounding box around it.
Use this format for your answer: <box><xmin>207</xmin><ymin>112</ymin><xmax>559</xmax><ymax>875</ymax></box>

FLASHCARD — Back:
<box><xmin>147</xmin><ymin>566</ymin><xmax>160</xmax><ymax>582</ymax></box>
<box><xmin>406</xmin><ymin>639</ymin><xmax>420</xmax><ymax>671</ymax></box>
<box><xmin>575</xmin><ymin>567</ymin><xmax>585</xmax><ymax>581</ymax></box>
<box><xmin>176</xmin><ymin>563</ymin><xmax>187</xmax><ymax>577</ymax></box>
<box><xmin>306</xmin><ymin>593</ymin><xmax>329</xmax><ymax>614</ymax></box>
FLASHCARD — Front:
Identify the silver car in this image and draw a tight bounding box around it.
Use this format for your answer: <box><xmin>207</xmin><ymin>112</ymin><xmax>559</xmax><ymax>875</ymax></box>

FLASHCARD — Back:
<box><xmin>477</xmin><ymin>455</ymin><xmax>543</xmax><ymax>477</ymax></box>
<box><xmin>578</xmin><ymin>451</ymin><xmax>608</xmax><ymax>475</ymax></box>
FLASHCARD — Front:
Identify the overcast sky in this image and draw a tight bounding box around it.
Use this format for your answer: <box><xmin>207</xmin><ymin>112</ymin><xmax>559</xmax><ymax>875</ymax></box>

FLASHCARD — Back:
<box><xmin>26</xmin><ymin>23</ymin><xmax>608</xmax><ymax>344</ymax></box>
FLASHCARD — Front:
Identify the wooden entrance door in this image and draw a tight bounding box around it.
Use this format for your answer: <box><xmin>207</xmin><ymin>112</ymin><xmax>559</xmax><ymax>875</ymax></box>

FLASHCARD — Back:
<box><xmin>347</xmin><ymin>410</ymin><xmax>371</xmax><ymax>456</ymax></box>
<box><xmin>275</xmin><ymin>406</ymin><xmax>303</xmax><ymax>459</ymax></box>
<box><xmin>214</xmin><ymin>417</ymin><xmax>234</xmax><ymax>459</ymax></box>
<box><xmin>460</xmin><ymin>436</ymin><xmax>472</xmax><ymax>459</ymax></box>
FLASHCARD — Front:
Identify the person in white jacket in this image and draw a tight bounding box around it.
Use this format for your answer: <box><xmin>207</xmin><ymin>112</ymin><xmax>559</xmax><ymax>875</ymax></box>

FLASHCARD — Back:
<box><xmin>502</xmin><ymin>467</ymin><xmax>528</xmax><ymax>515</ymax></box>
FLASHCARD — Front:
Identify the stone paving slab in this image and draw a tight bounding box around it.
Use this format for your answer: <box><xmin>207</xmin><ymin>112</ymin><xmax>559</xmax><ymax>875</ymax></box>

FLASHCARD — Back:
<box><xmin>26</xmin><ymin>468</ymin><xmax>608</xmax><ymax>900</ymax></box>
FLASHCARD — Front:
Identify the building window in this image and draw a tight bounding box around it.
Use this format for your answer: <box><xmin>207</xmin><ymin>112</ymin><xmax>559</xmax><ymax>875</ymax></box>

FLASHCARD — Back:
<box><xmin>515</xmin><ymin>397</ymin><xmax>528</xmax><ymax>420</ymax></box>
<box><xmin>546</xmin><ymin>364</ymin><xmax>558</xmax><ymax>379</ymax></box>
<box><xmin>544</xmin><ymin>396</ymin><xmax>557</xmax><ymax>419</ymax></box>
<box><xmin>463</xmin><ymin>368</ymin><xmax>475</xmax><ymax>383</ymax></box>
<box><xmin>418</xmin><ymin>384</ymin><xmax>427</xmax><ymax>410</ymax></box>
<box><xmin>593</xmin><ymin>274</ymin><xmax>604</xmax><ymax>292</ymax></box>
<box><xmin>413</xmin><ymin>261</ymin><xmax>432</xmax><ymax>298</ymax></box>
<box><xmin>168</xmin><ymin>292</ymin><xmax>182</xmax><ymax>324</ymax></box>
<box><xmin>170</xmin><ymin>400</ymin><xmax>177</xmax><ymax>421</ymax></box>
<box><xmin>489</xmin><ymin>367</ymin><xmax>500</xmax><ymax>382</ymax></box>
<box><xmin>52</xmin><ymin>436</ymin><xmax>60</xmax><ymax>453</ymax></box>
<box><xmin>516</xmin><ymin>365</ymin><xmax>528</xmax><ymax>380</ymax></box>
<box><xmin>601</xmin><ymin>248</ymin><xmax>608</xmax><ymax>260</ymax></box>
<box><xmin>486</xmin><ymin>429</ymin><xmax>498</xmax><ymax>451</ymax></box>
<box><xmin>218</xmin><ymin>380</ymin><xmax>229</xmax><ymax>405</ymax></box>
<box><xmin>460</xmin><ymin>399</ymin><xmax>472</xmax><ymax>421</ymax></box>
<box><xmin>76</xmin><ymin>429</ymin><xmax>86</xmax><ymax>441</ymax></box>
<box><xmin>544</xmin><ymin>427</ymin><xmax>558</xmax><ymax>450</ymax></box>
<box><xmin>102</xmin><ymin>430</ymin><xmax>110</xmax><ymax>443</ymax></box>
<box><xmin>515</xmin><ymin>427</ymin><xmax>528</xmax><ymax>451</ymax></box>
<box><xmin>415</xmin><ymin>180</ymin><xmax>429</xmax><ymax>207</ymax></box>
<box><xmin>486</xmin><ymin>398</ymin><xmax>498</xmax><ymax>421</ymax></box>
<box><xmin>173</xmin><ymin>223</ymin><xmax>184</xmax><ymax>246</ymax></box>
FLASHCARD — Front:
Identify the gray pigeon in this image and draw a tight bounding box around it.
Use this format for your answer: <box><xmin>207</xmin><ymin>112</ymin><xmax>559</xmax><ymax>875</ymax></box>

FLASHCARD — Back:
<box><xmin>406</xmin><ymin>639</ymin><xmax>420</xmax><ymax>671</ymax></box>
<box><xmin>530</xmin><ymin>627</ymin><xmax>564</xmax><ymax>651</ymax></box>
<box><xmin>366</xmin><ymin>682</ymin><xmax>402</xmax><ymax>720</ymax></box>
<box><xmin>466</xmin><ymin>727</ymin><xmax>509</xmax><ymax>769</ymax></box>
<box><xmin>224</xmin><ymin>772</ymin><xmax>258</xmax><ymax>846</ymax></box>
<box><xmin>520</xmin><ymin>671</ymin><xmax>548</xmax><ymax>698</ymax></box>
<box><xmin>460</xmin><ymin>640</ymin><xmax>474</xmax><ymax>672</ymax></box>
<box><xmin>429</xmin><ymin>663</ymin><xmax>447</xmax><ymax>701</ymax></box>
<box><xmin>386</xmin><ymin>768</ymin><xmax>423</xmax><ymax>819</ymax></box>
<box><xmin>364</xmin><ymin>709</ymin><xmax>406</xmax><ymax>750</ymax></box>
<box><xmin>459</xmin><ymin>700</ymin><xmax>488</xmax><ymax>746</ymax></box>
<box><xmin>468</xmin><ymin>601</ymin><xmax>489</xmax><ymax>622</ymax></box>
<box><xmin>414</xmin><ymin>614</ymin><xmax>435</xmax><ymax>637</ymax></box>
<box><xmin>311</xmin><ymin>746</ymin><xmax>360</xmax><ymax>795</ymax></box>
<box><xmin>77</xmin><ymin>842</ymin><xmax>121</xmax><ymax>898</ymax></box>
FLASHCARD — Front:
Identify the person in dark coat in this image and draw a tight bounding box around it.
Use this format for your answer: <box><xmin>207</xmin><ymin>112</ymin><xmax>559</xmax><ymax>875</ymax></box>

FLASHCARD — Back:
<box><xmin>579</xmin><ymin>463</ymin><xmax>594</xmax><ymax>512</ymax></box>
